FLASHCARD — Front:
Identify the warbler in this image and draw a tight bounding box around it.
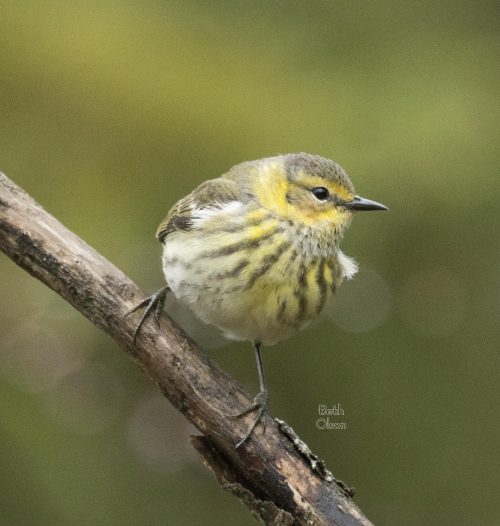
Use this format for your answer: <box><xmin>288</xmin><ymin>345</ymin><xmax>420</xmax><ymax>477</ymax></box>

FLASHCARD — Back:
<box><xmin>128</xmin><ymin>153</ymin><xmax>387</xmax><ymax>447</ymax></box>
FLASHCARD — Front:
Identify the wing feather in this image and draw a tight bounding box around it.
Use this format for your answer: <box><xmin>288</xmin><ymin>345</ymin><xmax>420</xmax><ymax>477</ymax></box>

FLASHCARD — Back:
<box><xmin>156</xmin><ymin>177</ymin><xmax>242</xmax><ymax>243</ymax></box>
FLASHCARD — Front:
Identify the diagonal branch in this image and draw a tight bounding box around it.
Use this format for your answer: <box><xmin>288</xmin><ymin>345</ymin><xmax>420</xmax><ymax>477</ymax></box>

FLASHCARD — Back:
<box><xmin>0</xmin><ymin>172</ymin><xmax>374</xmax><ymax>526</ymax></box>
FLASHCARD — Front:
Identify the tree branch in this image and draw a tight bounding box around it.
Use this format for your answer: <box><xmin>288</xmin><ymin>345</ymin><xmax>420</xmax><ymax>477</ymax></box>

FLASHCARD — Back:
<box><xmin>0</xmin><ymin>172</ymin><xmax>374</xmax><ymax>526</ymax></box>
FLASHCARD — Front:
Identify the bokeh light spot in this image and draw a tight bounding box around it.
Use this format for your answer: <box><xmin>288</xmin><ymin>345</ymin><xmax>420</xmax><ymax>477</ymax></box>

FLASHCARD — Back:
<box><xmin>329</xmin><ymin>268</ymin><xmax>393</xmax><ymax>333</ymax></box>
<box><xmin>127</xmin><ymin>392</ymin><xmax>197</xmax><ymax>474</ymax></box>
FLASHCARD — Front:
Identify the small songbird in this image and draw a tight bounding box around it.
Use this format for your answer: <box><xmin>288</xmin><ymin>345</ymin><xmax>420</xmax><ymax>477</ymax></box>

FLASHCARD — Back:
<box><xmin>128</xmin><ymin>153</ymin><xmax>387</xmax><ymax>447</ymax></box>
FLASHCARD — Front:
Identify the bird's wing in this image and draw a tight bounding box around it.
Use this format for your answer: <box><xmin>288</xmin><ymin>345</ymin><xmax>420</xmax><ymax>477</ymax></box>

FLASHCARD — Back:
<box><xmin>156</xmin><ymin>177</ymin><xmax>242</xmax><ymax>243</ymax></box>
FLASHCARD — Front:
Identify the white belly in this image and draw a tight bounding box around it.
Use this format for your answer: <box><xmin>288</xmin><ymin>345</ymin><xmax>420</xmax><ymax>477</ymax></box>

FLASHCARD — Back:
<box><xmin>161</xmin><ymin>229</ymin><xmax>356</xmax><ymax>346</ymax></box>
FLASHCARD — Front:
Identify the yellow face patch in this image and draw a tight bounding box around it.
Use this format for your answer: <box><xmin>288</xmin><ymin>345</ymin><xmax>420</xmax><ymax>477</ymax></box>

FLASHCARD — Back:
<box><xmin>254</xmin><ymin>161</ymin><xmax>289</xmax><ymax>215</ymax></box>
<box><xmin>294</xmin><ymin>205</ymin><xmax>349</xmax><ymax>228</ymax></box>
<box><xmin>253</xmin><ymin>162</ymin><xmax>353</xmax><ymax>229</ymax></box>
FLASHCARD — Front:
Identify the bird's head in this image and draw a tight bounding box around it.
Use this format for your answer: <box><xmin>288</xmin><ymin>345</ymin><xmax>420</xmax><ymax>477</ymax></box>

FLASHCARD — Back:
<box><xmin>248</xmin><ymin>153</ymin><xmax>387</xmax><ymax>238</ymax></box>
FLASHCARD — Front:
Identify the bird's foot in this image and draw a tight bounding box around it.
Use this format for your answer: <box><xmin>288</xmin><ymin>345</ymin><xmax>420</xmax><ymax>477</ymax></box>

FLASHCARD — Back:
<box><xmin>231</xmin><ymin>389</ymin><xmax>268</xmax><ymax>449</ymax></box>
<box><xmin>124</xmin><ymin>287</ymin><xmax>169</xmax><ymax>345</ymax></box>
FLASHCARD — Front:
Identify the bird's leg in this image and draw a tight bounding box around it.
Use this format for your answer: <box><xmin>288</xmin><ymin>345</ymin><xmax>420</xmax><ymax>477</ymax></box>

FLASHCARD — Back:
<box><xmin>233</xmin><ymin>341</ymin><xmax>269</xmax><ymax>449</ymax></box>
<box><xmin>124</xmin><ymin>286</ymin><xmax>170</xmax><ymax>345</ymax></box>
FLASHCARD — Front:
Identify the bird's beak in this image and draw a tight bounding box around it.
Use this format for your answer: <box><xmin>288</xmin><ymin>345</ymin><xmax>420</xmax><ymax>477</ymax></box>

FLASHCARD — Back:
<box><xmin>344</xmin><ymin>195</ymin><xmax>388</xmax><ymax>211</ymax></box>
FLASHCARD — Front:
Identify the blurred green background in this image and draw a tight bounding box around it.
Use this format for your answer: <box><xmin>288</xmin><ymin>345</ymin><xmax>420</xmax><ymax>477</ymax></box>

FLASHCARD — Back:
<box><xmin>1</xmin><ymin>1</ymin><xmax>499</xmax><ymax>525</ymax></box>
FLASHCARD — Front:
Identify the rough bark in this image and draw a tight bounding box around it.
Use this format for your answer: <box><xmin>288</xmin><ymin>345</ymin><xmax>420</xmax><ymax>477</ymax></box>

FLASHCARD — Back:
<box><xmin>0</xmin><ymin>172</ymin><xmax>374</xmax><ymax>526</ymax></box>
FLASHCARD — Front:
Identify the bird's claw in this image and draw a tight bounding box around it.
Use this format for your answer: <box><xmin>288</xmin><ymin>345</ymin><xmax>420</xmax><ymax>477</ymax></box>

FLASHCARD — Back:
<box><xmin>124</xmin><ymin>287</ymin><xmax>169</xmax><ymax>345</ymax></box>
<box><xmin>231</xmin><ymin>389</ymin><xmax>269</xmax><ymax>449</ymax></box>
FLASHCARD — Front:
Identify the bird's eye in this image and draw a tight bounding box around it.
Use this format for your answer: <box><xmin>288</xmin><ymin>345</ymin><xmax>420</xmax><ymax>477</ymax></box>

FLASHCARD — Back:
<box><xmin>311</xmin><ymin>187</ymin><xmax>329</xmax><ymax>201</ymax></box>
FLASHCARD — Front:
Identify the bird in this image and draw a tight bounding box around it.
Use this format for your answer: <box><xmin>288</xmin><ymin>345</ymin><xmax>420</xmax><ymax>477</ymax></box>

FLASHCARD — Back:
<box><xmin>127</xmin><ymin>153</ymin><xmax>387</xmax><ymax>448</ymax></box>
